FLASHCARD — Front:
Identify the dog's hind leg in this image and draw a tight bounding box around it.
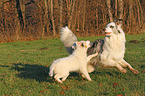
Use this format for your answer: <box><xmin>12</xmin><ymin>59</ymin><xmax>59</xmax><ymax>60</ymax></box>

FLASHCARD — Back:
<box><xmin>62</xmin><ymin>73</ymin><xmax>69</xmax><ymax>82</ymax></box>
<box><xmin>118</xmin><ymin>59</ymin><xmax>139</xmax><ymax>74</ymax></box>
<box><xmin>115</xmin><ymin>63</ymin><xmax>127</xmax><ymax>73</ymax></box>
<box><xmin>103</xmin><ymin>59</ymin><xmax>127</xmax><ymax>73</ymax></box>
<box><xmin>54</xmin><ymin>74</ymin><xmax>63</xmax><ymax>83</ymax></box>
<box><xmin>87</xmin><ymin>64</ymin><xmax>95</xmax><ymax>73</ymax></box>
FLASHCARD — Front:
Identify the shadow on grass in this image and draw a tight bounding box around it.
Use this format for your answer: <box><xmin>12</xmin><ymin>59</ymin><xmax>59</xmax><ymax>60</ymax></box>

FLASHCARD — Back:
<box><xmin>10</xmin><ymin>63</ymin><xmax>87</xmax><ymax>82</ymax></box>
<box><xmin>11</xmin><ymin>63</ymin><xmax>54</xmax><ymax>83</ymax></box>
<box><xmin>2</xmin><ymin>63</ymin><xmax>128</xmax><ymax>83</ymax></box>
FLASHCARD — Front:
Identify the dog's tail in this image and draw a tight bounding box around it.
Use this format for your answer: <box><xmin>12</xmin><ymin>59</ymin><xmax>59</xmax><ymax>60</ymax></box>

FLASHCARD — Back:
<box><xmin>60</xmin><ymin>26</ymin><xmax>78</xmax><ymax>54</ymax></box>
<box><xmin>49</xmin><ymin>64</ymin><xmax>55</xmax><ymax>77</ymax></box>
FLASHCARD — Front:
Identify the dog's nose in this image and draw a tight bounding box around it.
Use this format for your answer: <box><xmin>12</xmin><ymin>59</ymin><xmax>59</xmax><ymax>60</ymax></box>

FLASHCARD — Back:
<box><xmin>103</xmin><ymin>28</ymin><xmax>106</xmax><ymax>31</ymax></box>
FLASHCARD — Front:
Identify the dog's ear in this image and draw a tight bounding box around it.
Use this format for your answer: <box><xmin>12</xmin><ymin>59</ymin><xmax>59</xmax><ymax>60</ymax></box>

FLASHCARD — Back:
<box><xmin>114</xmin><ymin>19</ymin><xmax>123</xmax><ymax>26</ymax></box>
<box><xmin>81</xmin><ymin>43</ymin><xmax>84</xmax><ymax>47</ymax></box>
<box><xmin>75</xmin><ymin>42</ymin><xmax>82</xmax><ymax>47</ymax></box>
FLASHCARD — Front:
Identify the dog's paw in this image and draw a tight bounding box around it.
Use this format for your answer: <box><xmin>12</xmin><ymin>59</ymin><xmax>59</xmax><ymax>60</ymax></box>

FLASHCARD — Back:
<box><xmin>88</xmin><ymin>79</ymin><xmax>92</xmax><ymax>81</ymax></box>
<box><xmin>120</xmin><ymin>69</ymin><xmax>127</xmax><ymax>73</ymax></box>
<box><xmin>87</xmin><ymin>77</ymin><xmax>93</xmax><ymax>81</ymax></box>
<box><xmin>81</xmin><ymin>74</ymin><xmax>85</xmax><ymax>78</ymax></box>
<box><xmin>132</xmin><ymin>69</ymin><xmax>139</xmax><ymax>74</ymax></box>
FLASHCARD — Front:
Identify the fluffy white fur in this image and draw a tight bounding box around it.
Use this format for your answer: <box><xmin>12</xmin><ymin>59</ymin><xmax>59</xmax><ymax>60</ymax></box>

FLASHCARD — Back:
<box><xmin>60</xmin><ymin>20</ymin><xmax>139</xmax><ymax>74</ymax></box>
<box><xmin>60</xmin><ymin>26</ymin><xmax>77</xmax><ymax>54</ymax></box>
<box><xmin>49</xmin><ymin>41</ymin><xmax>98</xmax><ymax>83</ymax></box>
<box><xmin>101</xmin><ymin>21</ymin><xmax>139</xmax><ymax>74</ymax></box>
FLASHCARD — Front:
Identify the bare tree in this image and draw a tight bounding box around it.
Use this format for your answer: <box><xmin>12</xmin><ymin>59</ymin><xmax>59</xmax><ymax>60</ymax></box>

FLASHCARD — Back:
<box><xmin>42</xmin><ymin>0</ymin><xmax>49</xmax><ymax>38</ymax></box>
<box><xmin>15</xmin><ymin>0</ymin><xmax>25</xmax><ymax>39</ymax></box>
<box><xmin>67</xmin><ymin>0</ymin><xmax>76</xmax><ymax>28</ymax></box>
<box><xmin>106</xmin><ymin>0</ymin><xmax>113</xmax><ymax>22</ymax></box>
<box><xmin>115</xmin><ymin>0</ymin><xmax>118</xmax><ymax>17</ymax></box>
<box><xmin>59</xmin><ymin>0</ymin><xmax>63</xmax><ymax>32</ymax></box>
<box><xmin>50</xmin><ymin>0</ymin><xmax>56</xmax><ymax>37</ymax></box>
<box><xmin>118</xmin><ymin>0</ymin><xmax>123</xmax><ymax>19</ymax></box>
<box><xmin>0</xmin><ymin>0</ymin><xmax>145</xmax><ymax>40</ymax></box>
<box><xmin>82</xmin><ymin>0</ymin><xmax>86</xmax><ymax>31</ymax></box>
<box><xmin>15</xmin><ymin>0</ymin><xmax>24</xmax><ymax>30</ymax></box>
<box><xmin>20</xmin><ymin>0</ymin><xmax>25</xmax><ymax>30</ymax></box>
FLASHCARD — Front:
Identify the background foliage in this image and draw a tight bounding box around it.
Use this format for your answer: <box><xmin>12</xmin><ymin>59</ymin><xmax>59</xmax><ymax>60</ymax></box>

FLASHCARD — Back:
<box><xmin>0</xmin><ymin>0</ymin><xmax>145</xmax><ymax>41</ymax></box>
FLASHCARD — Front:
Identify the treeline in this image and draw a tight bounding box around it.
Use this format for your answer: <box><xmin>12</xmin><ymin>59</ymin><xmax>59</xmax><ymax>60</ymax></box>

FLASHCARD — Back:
<box><xmin>0</xmin><ymin>0</ymin><xmax>144</xmax><ymax>41</ymax></box>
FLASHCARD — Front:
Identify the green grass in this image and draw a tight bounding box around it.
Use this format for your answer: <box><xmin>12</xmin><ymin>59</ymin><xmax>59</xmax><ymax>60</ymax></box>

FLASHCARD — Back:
<box><xmin>0</xmin><ymin>35</ymin><xmax>145</xmax><ymax>96</ymax></box>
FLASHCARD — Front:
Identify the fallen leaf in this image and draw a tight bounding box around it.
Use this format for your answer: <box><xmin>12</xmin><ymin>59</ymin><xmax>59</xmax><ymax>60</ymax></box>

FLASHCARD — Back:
<box><xmin>61</xmin><ymin>86</ymin><xmax>67</xmax><ymax>90</ymax></box>
<box><xmin>99</xmin><ymin>83</ymin><xmax>102</xmax><ymax>87</ymax></box>
<box><xmin>40</xmin><ymin>90</ymin><xmax>44</xmax><ymax>94</ymax></box>
<box><xmin>61</xmin><ymin>86</ymin><xmax>70</xmax><ymax>90</ymax></box>
<box><xmin>45</xmin><ymin>65</ymin><xmax>48</xmax><ymax>67</ymax></box>
<box><xmin>116</xmin><ymin>94</ymin><xmax>123</xmax><ymax>96</ymax></box>
<box><xmin>113</xmin><ymin>83</ymin><xmax>119</xmax><ymax>87</ymax></box>
<box><xmin>44</xmin><ymin>89</ymin><xmax>47</xmax><ymax>91</ymax></box>
<box><xmin>82</xmin><ymin>78</ymin><xmax>85</xmax><ymax>81</ymax></box>
<box><xmin>20</xmin><ymin>50</ymin><xmax>25</xmax><ymax>52</ymax></box>
<box><xmin>2</xmin><ymin>73</ymin><xmax>5</xmax><ymax>75</ymax></box>
<box><xmin>143</xmin><ymin>70</ymin><xmax>145</xmax><ymax>73</ymax></box>
<box><xmin>66</xmin><ymin>86</ymin><xmax>70</xmax><ymax>90</ymax></box>
<box><xmin>60</xmin><ymin>90</ymin><xmax>65</xmax><ymax>95</ymax></box>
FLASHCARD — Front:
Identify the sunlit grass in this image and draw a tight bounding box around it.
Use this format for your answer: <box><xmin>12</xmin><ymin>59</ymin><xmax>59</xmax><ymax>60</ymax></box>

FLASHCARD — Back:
<box><xmin>0</xmin><ymin>34</ymin><xmax>144</xmax><ymax>96</ymax></box>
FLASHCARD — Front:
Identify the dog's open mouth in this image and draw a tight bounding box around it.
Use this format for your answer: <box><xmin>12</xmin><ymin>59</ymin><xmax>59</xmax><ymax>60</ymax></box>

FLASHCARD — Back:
<box><xmin>105</xmin><ymin>32</ymin><xmax>111</xmax><ymax>35</ymax></box>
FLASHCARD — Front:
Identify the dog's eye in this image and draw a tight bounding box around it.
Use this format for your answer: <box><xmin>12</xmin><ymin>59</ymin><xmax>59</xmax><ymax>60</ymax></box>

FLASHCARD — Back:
<box><xmin>81</xmin><ymin>43</ymin><xmax>84</xmax><ymax>47</ymax></box>
<box><xmin>110</xmin><ymin>25</ymin><xmax>114</xmax><ymax>28</ymax></box>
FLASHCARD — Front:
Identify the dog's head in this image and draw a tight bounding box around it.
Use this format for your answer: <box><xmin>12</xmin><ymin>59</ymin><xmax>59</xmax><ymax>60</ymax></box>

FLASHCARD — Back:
<box><xmin>103</xmin><ymin>19</ymin><xmax>123</xmax><ymax>36</ymax></box>
<box><xmin>72</xmin><ymin>40</ymin><xmax>91</xmax><ymax>49</ymax></box>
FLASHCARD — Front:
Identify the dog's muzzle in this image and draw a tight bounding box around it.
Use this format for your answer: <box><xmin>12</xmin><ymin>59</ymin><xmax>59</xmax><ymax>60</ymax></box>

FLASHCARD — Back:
<box><xmin>103</xmin><ymin>28</ymin><xmax>111</xmax><ymax>35</ymax></box>
<box><xmin>105</xmin><ymin>32</ymin><xmax>111</xmax><ymax>35</ymax></box>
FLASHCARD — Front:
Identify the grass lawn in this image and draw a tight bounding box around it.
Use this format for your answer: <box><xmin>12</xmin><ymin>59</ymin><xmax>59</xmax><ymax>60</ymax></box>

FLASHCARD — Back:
<box><xmin>0</xmin><ymin>34</ymin><xmax>145</xmax><ymax>96</ymax></box>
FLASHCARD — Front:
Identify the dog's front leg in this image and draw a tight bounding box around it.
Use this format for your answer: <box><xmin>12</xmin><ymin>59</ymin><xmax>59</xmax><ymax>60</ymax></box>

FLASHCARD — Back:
<box><xmin>87</xmin><ymin>52</ymin><xmax>98</xmax><ymax>62</ymax></box>
<box><xmin>80</xmin><ymin>67</ymin><xmax>92</xmax><ymax>81</ymax></box>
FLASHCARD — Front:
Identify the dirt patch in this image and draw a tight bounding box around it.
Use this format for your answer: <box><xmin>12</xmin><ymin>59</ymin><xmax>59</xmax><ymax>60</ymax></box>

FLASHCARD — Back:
<box><xmin>39</xmin><ymin>47</ymin><xmax>48</xmax><ymax>50</ymax></box>
<box><xmin>129</xmin><ymin>40</ymin><xmax>139</xmax><ymax>43</ymax></box>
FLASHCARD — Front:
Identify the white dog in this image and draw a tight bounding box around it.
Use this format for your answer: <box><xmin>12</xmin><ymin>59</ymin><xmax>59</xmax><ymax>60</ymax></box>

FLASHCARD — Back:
<box><xmin>49</xmin><ymin>40</ymin><xmax>98</xmax><ymax>83</ymax></box>
<box><xmin>60</xmin><ymin>19</ymin><xmax>139</xmax><ymax>74</ymax></box>
<box><xmin>99</xmin><ymin>19</ymin><xmax>139</xmax><ymax>74</ymax></box>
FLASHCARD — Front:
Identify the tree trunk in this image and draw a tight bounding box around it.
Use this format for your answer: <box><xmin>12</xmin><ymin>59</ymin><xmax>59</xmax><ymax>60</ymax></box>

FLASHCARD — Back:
<box><xmin>95</xmin><ymin>2</ymin><xmax>99</xmax><ymax>35</ymax></box>
<box><xmin>118</xmin><ymin>0</ymin><xmax>123</xmax><ymax>19</ymax></box>
<box><xmin>136</xmin><ymin>0</ymin><xmax>143</xmax><ymax>27</ymax></box>
<box><xmin>42</xmin><ymin>0</ymin><xmax>49</xmax><ymax>38</ymax></box>
<box><xmin>15</xmin><ymin>3</ymin><xmax>20</xmax><ymax>40</ymax></box>
<box><xmin>115</xmin><ymin>0</ymin><xmax>117</xmax><ymax>17</ymax></box>
<box><xmin>106</xmin><ymin>0</ymin><xmax>113</xmax><ymax>22</ymax></box>
<box><xmin>82</xmin><ymin>0</ymin><xmax>86</xmax><ymax>31</ymax></box>
<box><xmin>1</xmin><ymin>0</ymin><xmax>5</xmax><ymax>31</ymax></box>
<box><xmin>50</xmin><ymin>0</ymin><xmax>56</xmax><ymax>37</ymax></box>
<box><xmin>59</xmin><ymin>0</ymin><xmax>63</xmax><ymax>32</ymax></box>
<box><xmin>68</xmin><ymin>0</ymin><xmax>76</xmax><ymax>28</ymax></box>
<box><xmin>137</xmin><ymin>0</ymin><xmax>143</xmax><ymax>26</ymax></box>
<box><xmin>15</xmin><ymin>0</ymin><xmax>25</xmax><ymax>39</ymax></box>
<box><xmin>15</xmin><ymin>0</ymin><xmax>24</xmax><ymax>30</ymax></box>
<box><xmin>128</xmin><ymin>0</ymin><xmax>133</xmax><ymax>33</ymax></box>
<box><xmin>20</xmin><ymin>0</ymin><xmax>25</xmax><ymax>30</ymax></box>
